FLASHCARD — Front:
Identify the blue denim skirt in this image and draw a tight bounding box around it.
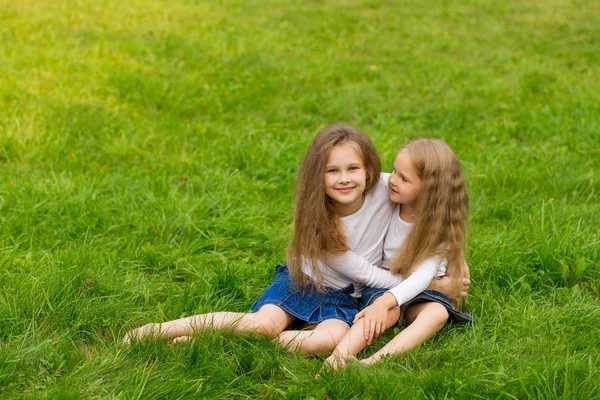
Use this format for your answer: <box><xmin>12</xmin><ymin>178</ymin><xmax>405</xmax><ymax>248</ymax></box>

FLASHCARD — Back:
<box><xmin>250</xmin><ymin>263</ymin><xmax>361</xmax><ymax>326</ymax></box>
<box><xmin>361</xmin><ymin>287</ymin><xmax>475</xmax><ymax>324</ymax></box>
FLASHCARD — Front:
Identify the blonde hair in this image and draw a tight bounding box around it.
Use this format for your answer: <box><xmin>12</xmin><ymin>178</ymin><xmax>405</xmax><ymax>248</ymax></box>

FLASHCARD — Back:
<box><xmin>390</xmin><ymin>139</ymin><xmax>468</xmax><ymax>304</ymax></box>
<box><xmin>287</xmin><ymin>124</ymin><xmax>381</xmax><ymax>288</ymax></box>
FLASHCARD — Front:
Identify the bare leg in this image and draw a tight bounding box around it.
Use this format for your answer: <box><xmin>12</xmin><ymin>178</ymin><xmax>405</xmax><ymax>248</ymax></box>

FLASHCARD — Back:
<box><xmin>278</xmin><ymin>319</ymin><xmax>350</xmax><ymax>355</ymax></box>
<box><xmin>123</xmin><ymin>305</ymin><xmax>295</xmax><ymax>343</ymax></box>
<box><xmin>360</xmin><ymin>302</ymin><xmax>449</xmax><ymax>365</ymax></box>
<box><xmin>322</xmin><ymin>308</ymin><xmax>401</xmax><ymax>371</ymax></box>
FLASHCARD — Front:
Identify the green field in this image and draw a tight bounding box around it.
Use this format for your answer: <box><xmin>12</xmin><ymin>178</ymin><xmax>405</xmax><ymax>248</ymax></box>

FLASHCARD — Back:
<box><xmin>1</xmin><ymin>0</ymin><xmax>599</xmax><ymax>398</ymax></box>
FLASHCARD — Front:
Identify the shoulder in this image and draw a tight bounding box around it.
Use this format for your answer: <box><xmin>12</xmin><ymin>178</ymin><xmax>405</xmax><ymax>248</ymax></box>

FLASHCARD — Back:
<box><xmin>370</xmin><ymin>173</ymin><xmax>390</xmax><ymax>196</ymax></box>
<box><xmin>359</xmin><ymin>173</ymin><xmax>394</xmax><ymax>218</ymax></box>
<box><xmin>364</xmin><ymin>173</ymin><xmax>390</xmax><ymax>204</ymax></box>
<box><xmin>379</xmin><ymin>173</ymin><xmax>390</xmax><ymax>189</ymax></box>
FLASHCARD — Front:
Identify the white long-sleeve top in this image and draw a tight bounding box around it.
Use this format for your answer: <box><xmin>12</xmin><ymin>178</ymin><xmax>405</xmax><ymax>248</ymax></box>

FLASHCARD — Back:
<box><xmin>381</xmin><ymin>204</ymin><xmax>446</xmax><ymax>306</ymax></box>
<box><xmin>300</xmin><ymin>176</ymin><xmax>446</xmax><ymax>304</ymax></box>
<box><xmin>301</xmin><ymin>174</ymin><xmax>405</xmax><ymax>297</ymax></box>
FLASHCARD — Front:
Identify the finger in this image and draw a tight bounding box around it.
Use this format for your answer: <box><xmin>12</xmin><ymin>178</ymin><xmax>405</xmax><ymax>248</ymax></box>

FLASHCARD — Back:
<box><xmin>367</xmin><ymin>322</ymin><xmax>376</xmax><ymax>345</ymax></box>
<box><xmin>378</xmin><ymin>322</ymin><xmax>384</xmax><ymax>338</ymax></box>
<box><xmin>354</xmin><ymin>310</ymin><xmax>365</xmax><ymax>323</ymax></box>
<box><xmin>363</xmin><ymin>319</ymin><xmax>370</xmax><ymax>341</ymax></box>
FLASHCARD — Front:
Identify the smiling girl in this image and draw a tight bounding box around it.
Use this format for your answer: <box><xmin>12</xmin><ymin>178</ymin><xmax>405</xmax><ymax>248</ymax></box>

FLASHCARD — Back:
<box><xmin>124</xmin><ymin>125</ymin><xmax>406</xmax><ymax>349</ymax></box>
<box><xmin>323</xmin><ymin>139</ymin><xmax>474</xmax><ymax>369</ymax></box>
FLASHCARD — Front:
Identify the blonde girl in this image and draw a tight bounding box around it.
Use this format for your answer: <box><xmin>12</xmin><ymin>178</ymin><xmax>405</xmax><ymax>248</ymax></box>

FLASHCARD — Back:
<box><xmin>123</xmin><ymin>125</ymin><xmax>410</xmax><ymax>350</ymax></box>
<box><xmin>323</xmin><ymin>138</ymin><xmax>473</xmax><ymax>369</ymax></box>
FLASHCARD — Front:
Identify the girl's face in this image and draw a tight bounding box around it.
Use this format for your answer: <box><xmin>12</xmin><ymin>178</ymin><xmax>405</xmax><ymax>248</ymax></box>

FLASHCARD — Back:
<box><xmin>389</xmin><ymin>149</ymin><xmax>422</xmax><ymax>206</ymax></box>
<box><xmin>324</xmin><ymin>142</ymin><xmax>367</xmax><ymax>217</ymax></box>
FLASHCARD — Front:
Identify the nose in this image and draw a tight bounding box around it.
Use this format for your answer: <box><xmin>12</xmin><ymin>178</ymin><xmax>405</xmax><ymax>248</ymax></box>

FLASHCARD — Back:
<box><xmin>339</xmin><ymin>171</ymin><xmax>351</xmax><ymax>183</ymax></box>
<box><xmin>388</xmin><ymin>174</ymin><xmax>396</xmax><ymax>186</ymax></box>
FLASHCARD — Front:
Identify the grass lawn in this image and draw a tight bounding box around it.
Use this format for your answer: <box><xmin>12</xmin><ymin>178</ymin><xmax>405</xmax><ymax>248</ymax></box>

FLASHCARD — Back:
<box><xmin>1</xmin><ymin>0</ymin><xmax>599</xmax><ymax>398</ymax></box>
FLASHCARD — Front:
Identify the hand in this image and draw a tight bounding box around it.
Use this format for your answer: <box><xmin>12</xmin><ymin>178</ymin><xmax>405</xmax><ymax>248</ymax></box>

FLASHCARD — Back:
<box><xmin>432</xmin><ymin>257</ymin><xmax>472</xmax><ymax>301</ymax></box>
<box><xmin>356</xmin><ymin>292</ymin><xmax>400</xmax><ymax>345</ymax></box>
<box><xmin>428</xmin><ymin>274</ymin><xmax>471</xmax><ymax>302</ymax></box>
<box><xmin>428</xmin><ymin>276</ymin><xmax>468</xmax><ymax>302</ymax></box>
<box><xmin>461</xmin><ymin>261</ymin><xmax>471</xmax><ymax>298</ymax></box>
<box><xmin>355</xmin><ymin>303</ymin><xmax>388</xmax><ymax>345</ymax></box>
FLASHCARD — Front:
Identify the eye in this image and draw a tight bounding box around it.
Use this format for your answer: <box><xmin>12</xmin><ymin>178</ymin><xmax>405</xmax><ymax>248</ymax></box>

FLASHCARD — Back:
<box><xmin>326</xmin><ymin>168</ymin><xmax>337</xmax><ymax>173</ymax></box>
<box><xmin>349</xmin><ymin>166</ymin><xmax>360</xmax><ymax>171</ymax></box>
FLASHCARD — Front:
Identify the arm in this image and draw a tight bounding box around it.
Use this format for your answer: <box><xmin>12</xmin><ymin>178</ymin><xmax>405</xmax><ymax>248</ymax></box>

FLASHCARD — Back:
<box><xmin>352</xmin><ymin>292</ymin><xmax>398</xmax><ymax>344</ymax></box>
<box><xmin>354</xmin><ymin>258</ymin><xmax>440</xmax><ymax>343</ymax></box>
<box><xmin>322</xmin><ymin>251</ymin><xmax>404</xmax><ymax>289</ymax></box>
<box><xmin>427</xmin><ymin>261</ymin><xmax>471</xmax><ymax>302</ymax></box>
<box><xmin>386</xmin><ymin>257</ymin><xmax>440</xmax><ymax>307</ymax></box>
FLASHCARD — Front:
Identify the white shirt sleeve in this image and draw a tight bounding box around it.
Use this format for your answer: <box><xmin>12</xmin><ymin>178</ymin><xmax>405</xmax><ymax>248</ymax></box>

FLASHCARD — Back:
<box><xmin>386</xmin><ymin>257</ymin><xmax>442</xmax><ymax>307</ymax></box>
<box><xmin>322</xmin><ymin>251</ymin><xmax>404</xmax><ymax>288</ymax></box>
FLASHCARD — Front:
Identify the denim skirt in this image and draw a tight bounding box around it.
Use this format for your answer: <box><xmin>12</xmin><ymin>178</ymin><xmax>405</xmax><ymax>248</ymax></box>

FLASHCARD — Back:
<box><xmin>250</xmin><ymin>263</ymin><xmax>361</xmax><ymax>326</ymax></box>
<box><xmin>361</xmin><ymin>287</ymin><xmax>475</xmax><ymax>324</ymax></box>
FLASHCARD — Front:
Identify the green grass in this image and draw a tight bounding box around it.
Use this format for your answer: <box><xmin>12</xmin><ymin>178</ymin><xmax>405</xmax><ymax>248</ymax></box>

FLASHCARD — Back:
<box><xmin>1</xmin><ymin>0</ymin><xmax>599</xmax><ymax>398</ymax></box>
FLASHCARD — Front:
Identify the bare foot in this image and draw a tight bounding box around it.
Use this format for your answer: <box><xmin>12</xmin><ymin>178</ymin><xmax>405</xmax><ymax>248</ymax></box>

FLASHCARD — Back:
<box><xmin>315</xmin><ymin>354</ymin><xmax>355</xmax><ymax>379</ymax></box>
<box><xmin>172</xmin><ymin>335</ymin><xmax>194</xmax><ymax>345</ymax></box>
<box><xmin>359</xmin><ymin>358</ymin><xmax>375</xmax><ymax>366</ymax></box>
<box><xmin>359</xmin><ymin>355</ymin><xmax>383</xmax><ymax>366</ymax></box>
<box><xmin>123</xmin><ymin>323</ymin><xmax>161</xmax><ymax>344</ymax></box>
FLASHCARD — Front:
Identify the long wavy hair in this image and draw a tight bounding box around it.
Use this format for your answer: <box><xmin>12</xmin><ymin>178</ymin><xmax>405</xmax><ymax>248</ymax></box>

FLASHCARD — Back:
<box><xmin>287</xmin><ymin>124</ymin><xmax>382</xmax><ymax>288</ymax></box>
<box><xmin>390</xmin><ymin>139</ymin><xmax>468</xmax><ymax>303</ymax></box>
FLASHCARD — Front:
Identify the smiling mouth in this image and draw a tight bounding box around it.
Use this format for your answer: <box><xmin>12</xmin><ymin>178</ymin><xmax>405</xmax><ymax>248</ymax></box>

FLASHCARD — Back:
<box><xmin>390</xmin><ymin>188</ymin><xmax>399</xmax><ymax>194</ymax></box>
<box><xmin>336</xmin><ymin>187</ymin><xmax>355</xmax><ymax>193</ymax></box>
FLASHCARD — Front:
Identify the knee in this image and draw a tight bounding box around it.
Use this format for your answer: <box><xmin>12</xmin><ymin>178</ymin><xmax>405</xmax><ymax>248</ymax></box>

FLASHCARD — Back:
<box><xmin>252</xmin><ymin>312</ymin><xmax>289</xmax><ymax>338</ymax></box>
<box><xmin>327</xmin><ymin>328</ymin><xmax>348</xmax><ymax>348</ymax></box>
<box><xmin>303</xmin><ymin>328</ymin><xmax>348</xmax><ymax>355</ymax></box>
<box><xmin>428</xmin><ymin>304</ymin><xmax>449</xmax><ymax>330</ymax></box>
<box><xmin>387</xmin><ymin>308</ymin><xmax>401</xmax><ymax>326</ymax></box>
<box><xmin>254</xmin><ymin>319</ymin><xmax>285</xmax><ymax>338</ymax></box>
<box><xmin>301</xmin><ymin>335</ymin><xmax>337</xmax><ymax>355</ymax></box>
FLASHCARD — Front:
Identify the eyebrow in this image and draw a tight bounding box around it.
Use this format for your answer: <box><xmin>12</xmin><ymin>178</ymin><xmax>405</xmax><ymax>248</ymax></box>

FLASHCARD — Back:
<box><xmin>326</xmin><ymin>161</ymin><xmax>362</xmax><ymax>168</ymax></box>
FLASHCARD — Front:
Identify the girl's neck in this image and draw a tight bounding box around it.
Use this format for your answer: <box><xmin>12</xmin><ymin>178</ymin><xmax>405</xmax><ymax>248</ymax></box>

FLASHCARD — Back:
<box><xmin>335</xmin><ymin>194</ymin><xmax>366</xmax><ymax>217</ymax></box>
<box><xmin>399</xmin><ymin>204</ymin><xmax>417</xmax><ymax>223</ymax></box>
